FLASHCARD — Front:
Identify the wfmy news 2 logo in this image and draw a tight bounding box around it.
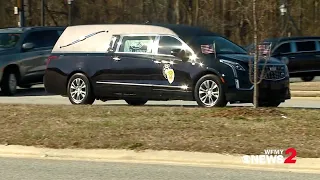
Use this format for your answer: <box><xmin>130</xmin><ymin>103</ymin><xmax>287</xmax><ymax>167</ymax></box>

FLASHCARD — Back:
<box><xmin>242</xmin><ymin>148</ymin><xmax>297</xmax><ymax>164</ymax></box>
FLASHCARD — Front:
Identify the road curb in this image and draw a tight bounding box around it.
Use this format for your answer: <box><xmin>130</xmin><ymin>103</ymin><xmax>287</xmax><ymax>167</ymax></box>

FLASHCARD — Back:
<box><xmin>0</xmin><ymin>145</ymin><xmax>319</xmax><ymax>174</ymax></box>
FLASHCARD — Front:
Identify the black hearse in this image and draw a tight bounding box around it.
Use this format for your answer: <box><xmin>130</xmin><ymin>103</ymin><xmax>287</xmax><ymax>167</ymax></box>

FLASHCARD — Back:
<box><xmin>44</xmin><ymin>24</ymin><xmax>291</xmax><ymax>107</ymax></box>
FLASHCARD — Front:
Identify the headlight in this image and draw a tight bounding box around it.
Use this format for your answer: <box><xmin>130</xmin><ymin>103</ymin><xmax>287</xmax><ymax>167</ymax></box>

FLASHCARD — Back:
<box><xmin>219</xmin><ymin>59</ymin><xmax>245</xmax><ymax>71</ymax></box>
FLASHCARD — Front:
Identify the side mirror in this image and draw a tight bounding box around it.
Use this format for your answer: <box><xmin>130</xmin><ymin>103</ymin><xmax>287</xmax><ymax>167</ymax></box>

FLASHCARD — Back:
<box><xmin>171</xmin><ymin>49</ymin><xmax>189</xmax><ymax>62</ymax></box>
<box><xmin>22</xmin><ymin>43</ymin><xmax>34</xmax><ymax>51</ymax></box>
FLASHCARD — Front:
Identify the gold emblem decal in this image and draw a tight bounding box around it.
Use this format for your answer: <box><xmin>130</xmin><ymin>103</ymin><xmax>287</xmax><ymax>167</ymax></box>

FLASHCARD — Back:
<box><xmin>163</xmin><ymin>64</ymin><xmax>175</xmax><ymax>84</ymax></box>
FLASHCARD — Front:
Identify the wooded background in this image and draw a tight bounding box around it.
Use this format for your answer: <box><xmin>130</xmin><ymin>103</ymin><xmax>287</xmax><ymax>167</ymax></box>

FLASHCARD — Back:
<box><xmin>0</xmin><ymin>0</ymin><xmax>319</xmax><ymax>46</ymax></box>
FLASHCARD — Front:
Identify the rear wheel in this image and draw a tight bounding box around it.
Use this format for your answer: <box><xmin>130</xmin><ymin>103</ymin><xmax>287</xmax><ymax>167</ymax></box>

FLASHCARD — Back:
<box><xmin>259</xmin><ymin>101</ymin><xmax>281</xmax><ymax>107</ymax></box>
<box><xmin>67</xmin><ymin>73</ymin><xmax>95</xmax><ymax>105</ymax></box>
<box><xmin>1</xmin><ymin>71</ymin><xmax>18</xmax><ymax>96</ymax></box>
<box><xmin>194</xmin><ymin>74</ymin><xmax>227</xmax><ymax>107</ymax></box>
<box><xmin>301</xmin><ymin>76</ymin><xmax>314</xmax><ymax>82</ymax></box>
<box><xmin>125</xmin><ymin>98</ymin><xmax>148</xmax><ymax>106</ymax></box>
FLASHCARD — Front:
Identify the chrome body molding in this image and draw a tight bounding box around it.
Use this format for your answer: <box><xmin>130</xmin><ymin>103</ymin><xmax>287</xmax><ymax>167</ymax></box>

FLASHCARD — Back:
<box><xmin>96</xmin><ymin>81</ymin><xmax>189</xmax><ymax>90</ymax></box>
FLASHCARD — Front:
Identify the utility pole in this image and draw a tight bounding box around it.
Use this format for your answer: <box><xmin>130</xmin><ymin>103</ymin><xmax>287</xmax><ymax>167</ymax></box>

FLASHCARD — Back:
<box><xmin>279</xmin><ymin>0</ymin><xmax>287</xmax><ymax>36</ymax></box>
<box><xmin>17</xmin><ymin>0</ymin><xmax>25</xmax><ymax>27</ymax></box>
<box><xmin>41</xmin><ymin>0</ymin><xmax>45</xmax><ymax>26</ymax></box>
<box><xmin>67</xmin><ymin>0</ymin><xmax>74</xmax><ymax>26</ymax></box>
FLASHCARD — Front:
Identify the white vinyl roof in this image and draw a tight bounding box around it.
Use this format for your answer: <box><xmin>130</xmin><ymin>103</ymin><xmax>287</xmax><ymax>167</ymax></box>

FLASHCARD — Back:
<box><xmin>52</xmin><ymin>24</ymin><xmax>177</xmax><ymax>54</ymax></box>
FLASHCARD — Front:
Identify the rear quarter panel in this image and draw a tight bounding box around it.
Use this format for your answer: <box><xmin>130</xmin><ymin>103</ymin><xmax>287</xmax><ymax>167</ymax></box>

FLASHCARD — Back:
<box><xmin>44</xmin><ymin>53</ymin><xmax>111</xmax><ymax>95</ymax></box>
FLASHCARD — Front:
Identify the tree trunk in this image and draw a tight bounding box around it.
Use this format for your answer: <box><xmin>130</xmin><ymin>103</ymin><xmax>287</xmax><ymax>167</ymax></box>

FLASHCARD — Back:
<box><xmin>253</xmin><ymin>0</ymin><xmax>259</xmax><ymax>108</ymax></box>
<box><xmin>192</xmin><ymin>0</ymin><xmax>199</xmax><ymax>26</ymax></box>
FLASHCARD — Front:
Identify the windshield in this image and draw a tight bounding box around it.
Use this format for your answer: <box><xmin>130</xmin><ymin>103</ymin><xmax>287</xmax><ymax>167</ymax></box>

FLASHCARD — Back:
<box><xmin>0</xmin><ymin>33</ymin><xmax>21</xmax><ymax>48</ymax></box>
<box><xmin>194</xmin><ymin>36</ymin><xmax>247</xmax><ymax>55</ymax></box>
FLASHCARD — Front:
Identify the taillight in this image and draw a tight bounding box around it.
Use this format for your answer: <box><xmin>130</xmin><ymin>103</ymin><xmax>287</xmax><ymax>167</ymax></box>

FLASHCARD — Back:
<box><xmin>46</xmin><ymin>55</ymin><xmax>58</xmax><ymax>68</ymax></box>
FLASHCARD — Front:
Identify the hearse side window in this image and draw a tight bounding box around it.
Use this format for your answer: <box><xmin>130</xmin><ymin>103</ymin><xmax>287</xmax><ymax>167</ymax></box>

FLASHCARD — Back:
<box><xmin>158</xmin><ymin>36</ymin><xmax>183</xmax><ymax>55</ymax></box>
<box><xmin>296</xmin><ymin>41</ymin><xmax>316</xmax><ymax>52</ymax></box>
<box><xmin>273</xmin><ymin>43</ymin><xmax>291</xmax><ymax>54</ymax></box>
<box><xmin>118</xmin><ymin>36</ymin><xmax>156</xmax><ymax>53</ymax></box>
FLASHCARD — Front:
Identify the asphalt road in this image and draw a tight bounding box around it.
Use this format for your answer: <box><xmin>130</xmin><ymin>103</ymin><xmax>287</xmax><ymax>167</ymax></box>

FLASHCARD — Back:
<box><xmin>0</xmin><ymin>86</ymin><xmax>319</xmax><ymax>108</ymax></box>
<box><xmin>0</xmin><ymin>157</ymin><xmax>319</xmax><ymax>180</ymax></box>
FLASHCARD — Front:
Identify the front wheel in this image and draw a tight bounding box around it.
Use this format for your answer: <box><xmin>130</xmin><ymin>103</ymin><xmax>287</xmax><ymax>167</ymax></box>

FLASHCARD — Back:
<box><xmin>125</xmin><ymin>99</ymin><xmax>148</xmax><ymax>106</ymax></box>
<box><xmin>194</xmin><ymin>74</ymin><xmax>227</xmax><ymax>107</ymax></box>
<box><xmin>67</xmin><ymin>73</ymin><xmax>95</xmax><ymax>105</ymax></box>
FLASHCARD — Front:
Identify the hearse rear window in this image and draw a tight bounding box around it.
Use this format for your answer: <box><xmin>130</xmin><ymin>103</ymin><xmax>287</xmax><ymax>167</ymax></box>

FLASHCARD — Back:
<box><xmin>119</xmin><ymin>36</ymin><xmax>156</xmax><ymax>53</ymax></box>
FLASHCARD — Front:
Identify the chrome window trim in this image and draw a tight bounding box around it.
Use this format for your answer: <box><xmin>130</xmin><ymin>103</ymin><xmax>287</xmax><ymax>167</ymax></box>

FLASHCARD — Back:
<box><xmin>273</xmin><ymin>39</ymin><xmax>320</xmax><ymax>55</ymax></box>
<box><xmin>272</xmin><ymin>41</ymin><xmax>294</xmax><ymax>55</ymax></box>
<box><xmin>113</xmin><ymin>33</ymin><xmax>196</xmax><ymax>61</ymax></box>
<box><xmin>293</xmin><ymin>40</ymin><xmax>318</xmax><ymax>53</ymax></box>
<box><xmin>115</xmin><ymin>34</ymin><xmax>158</xmax><ymax>54</ymax></box>
<box><xmin>156</xmin><ymin>34</ymin><xmax>195</xmax><ymax>56</ymax></box>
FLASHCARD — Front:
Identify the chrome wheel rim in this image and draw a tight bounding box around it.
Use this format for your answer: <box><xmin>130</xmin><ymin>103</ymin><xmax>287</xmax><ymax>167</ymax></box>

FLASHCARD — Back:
<box><xmin>9</xmin><ymin>74</ymin><xmax>17</xmax><ymax>92</ymax></box>
<box><xmin>70</xmin><ymin>78</ymin><xmax>87</xmax><ymax>104</ymax></box>
<box><xmin>198</xmin><ymin>80</ymin><xmax>219</xmax><ymax>107</ymax></box>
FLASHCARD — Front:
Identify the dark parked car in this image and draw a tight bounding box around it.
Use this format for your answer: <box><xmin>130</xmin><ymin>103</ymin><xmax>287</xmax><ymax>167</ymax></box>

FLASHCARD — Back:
<box><xmin>44</xmin><ymin>24</ymin><xmax>290</xmax><ymax>107</ymax></box>
<box><xmin>245</xmin><ymin>36</ymin><xmax>320</xmax><ymax>82</ymax></box>
<box><xmin>0</xmin><ymin>26</ymin><xmax>65</xmax><ymax>95</ymax></box>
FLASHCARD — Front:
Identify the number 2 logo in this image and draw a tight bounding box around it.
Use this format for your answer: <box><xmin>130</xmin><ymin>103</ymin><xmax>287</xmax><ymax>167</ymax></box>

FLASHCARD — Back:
<box><xmin>284</xmin><ymin>148</ymin><xmax>297</xmax><ymax>164</ymax></box>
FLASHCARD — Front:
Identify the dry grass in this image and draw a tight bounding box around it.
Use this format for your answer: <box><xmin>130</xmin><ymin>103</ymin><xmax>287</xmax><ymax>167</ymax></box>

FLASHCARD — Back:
<box><xmin>290</xmin><ymin>82</ymin><xmax>320</xmax><ymax>91</ymax></box>
<box><xmin>0</xmin><ymin>104</ymin><xmax>319</xmax><ymax>158</ymax></box>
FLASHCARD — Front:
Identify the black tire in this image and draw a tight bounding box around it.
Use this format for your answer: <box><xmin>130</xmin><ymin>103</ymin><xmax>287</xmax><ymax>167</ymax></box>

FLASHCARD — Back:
<box><xmin>194</xmin><ymin>74</ymin><xmax>227</xmax><ymax>107</ymax></box>
<box><xmin>259</xmin><ymin>101</ymin><xmax>281</xmax><ymax>107</ymax></box>
<box><xmin>1</xmin><ymin>71</ymin><xmax>18</xmax><ymax>96</ymax></box>
<box><xmin>67</xmin><ymin>73</ymin><xmax>95</xmax><ymax>105</ymax></box>
<box><xmin>125</xmin><ymin>98</ymin><xmax>148</xmax><ymax>106</ymax></box>
<box><xmin>19</xmin><ymin>85</ymin><xmax>32</xmax><ymax>89</ymax></box>
<box><xmin>301</xmin><ymin>76</ymin><xmax>314</xmax><ymax>82</ymax></box>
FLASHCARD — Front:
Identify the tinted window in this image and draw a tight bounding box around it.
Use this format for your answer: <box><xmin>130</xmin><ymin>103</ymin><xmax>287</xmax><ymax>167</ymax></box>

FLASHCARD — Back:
<box><xmin>296</xmin><ymin>41</ymin><xmax>316</xmax><ymax>52</ymax></box>
<box><xmin>24</xmin><ymin>30</ymin><xmax>60</xmax><ymax>49</ymax></box>
<box><xmin>119</xmin><ymin>36</ymin><xmax>156</xmax><ymax>53</ymax></box>
<box><xmin>274</xmin><ymin>43</ymin><xmax>291</xmax><ymax>54</ymax></box>
<box><xmin>194</xmin><ymin>36</ymin><xmax>247</xmax><ymax>54</ymax></box>
<box><xmin>158</xmin><ymin>36</ymin><xmax>183</xmax><ymax>55</ymax></box>
<box><xmin>0</xmin><ymin>33</ymin><xmax>21</xmax><ymax>48</ymax></box>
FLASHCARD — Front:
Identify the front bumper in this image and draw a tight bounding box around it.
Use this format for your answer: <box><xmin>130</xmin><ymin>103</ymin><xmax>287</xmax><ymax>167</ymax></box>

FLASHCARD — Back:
<box><xmin>225</xmin><ymin>78</ymin><xmax>291</xmax><ymax>103</ymax></box>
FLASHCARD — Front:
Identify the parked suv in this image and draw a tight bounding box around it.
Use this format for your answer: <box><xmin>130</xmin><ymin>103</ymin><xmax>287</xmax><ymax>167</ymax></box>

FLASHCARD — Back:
<box><xmin>0</xmin><ymin>26</ymin><xmax>65</xmax><ymax>95</ymax></box>
<box><xmin>246</xmin><ymin>37</ymin><xmax>320</xmax><ymax>82</ymax></box>
<box><xmin>44</xmin><ymin>24</ymin><xmax>290</xmax><ymax>107</ymax></box>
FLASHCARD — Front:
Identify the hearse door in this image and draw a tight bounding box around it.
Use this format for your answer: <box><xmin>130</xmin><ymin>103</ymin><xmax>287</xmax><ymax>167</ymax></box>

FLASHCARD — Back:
<box><xmin>108</xmin><ymin>35</ymin><xmax>158</xmax><ymax>97</ymax></box>
<box><xmin>152</xmin><ymin>36</ymin><xmax>194</xmax><ymax>97</ymax></box>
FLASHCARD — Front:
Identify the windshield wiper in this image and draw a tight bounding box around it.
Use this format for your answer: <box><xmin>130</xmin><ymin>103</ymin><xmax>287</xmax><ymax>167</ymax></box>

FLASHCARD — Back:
<box><xmin>60</xmin><ymin>30</ymin><xmax>108</xmax><ymax>49</ymax></box>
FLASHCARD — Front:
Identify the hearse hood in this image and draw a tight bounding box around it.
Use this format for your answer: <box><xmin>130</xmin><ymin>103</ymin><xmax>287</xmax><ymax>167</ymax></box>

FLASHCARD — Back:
<box><xmin>219</xmin><ymin>54</ymin><xmax>282</xmax><ymax>65</ymax></box>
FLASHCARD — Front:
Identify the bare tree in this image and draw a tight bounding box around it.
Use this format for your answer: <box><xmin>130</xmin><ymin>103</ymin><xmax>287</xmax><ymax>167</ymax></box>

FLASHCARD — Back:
<box><xmin>248</xmin><ymin>0</ymin><xmax>271</xmax><ymax>108</ymax></box>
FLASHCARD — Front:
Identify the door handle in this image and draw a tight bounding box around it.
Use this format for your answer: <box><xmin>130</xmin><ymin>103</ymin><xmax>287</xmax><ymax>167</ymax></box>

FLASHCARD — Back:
<box><xmin>153</xmin><ymin>60</ymin><xmax>161</xmax><ymax>64</ymax></box>
<box><xmin>113</xmin><ymin>56</ymin><xmax>121</xmax><ymax>61</ymax></box>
